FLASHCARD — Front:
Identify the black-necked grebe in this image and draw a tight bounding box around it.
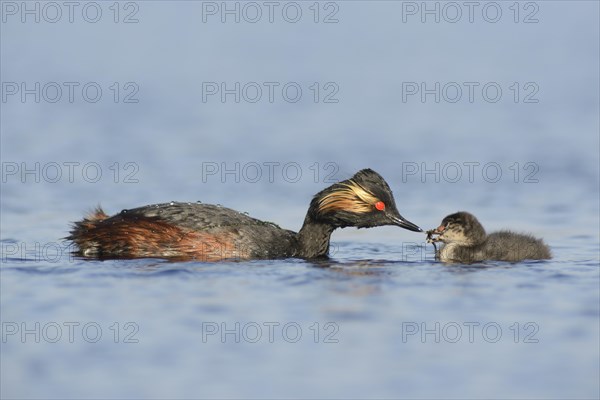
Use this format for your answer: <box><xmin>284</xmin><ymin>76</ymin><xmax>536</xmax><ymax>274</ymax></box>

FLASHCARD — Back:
<box><xmin>68</xmin><ymin>169</ymin><xmax>422</xmax><ymax>261</ymax></box>
<box><xmin>426</xmin><ymin>211</ymin><xmax>551</xmax><ymax>263</ymax></box>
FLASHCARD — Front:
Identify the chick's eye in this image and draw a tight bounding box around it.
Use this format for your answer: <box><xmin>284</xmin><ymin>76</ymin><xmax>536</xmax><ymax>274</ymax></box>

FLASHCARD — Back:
<box><xmin>375</xmin><ymin>201</ymin><xmax>385</xmax><ymax>211</ymax></box>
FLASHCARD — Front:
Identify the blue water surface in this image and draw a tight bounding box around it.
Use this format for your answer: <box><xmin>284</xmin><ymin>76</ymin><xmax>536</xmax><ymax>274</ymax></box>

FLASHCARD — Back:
<box><xmin>1</xmin><ymin>1</ymin><xmax>599</xmax><ymax>399</ymax></box>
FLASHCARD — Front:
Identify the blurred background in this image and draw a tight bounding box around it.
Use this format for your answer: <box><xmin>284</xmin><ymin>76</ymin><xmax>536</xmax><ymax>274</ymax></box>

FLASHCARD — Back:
<box><xmin>1</xmin><ymin>1</ymin><xmax>599</xmax><ymax>399</ymax></box>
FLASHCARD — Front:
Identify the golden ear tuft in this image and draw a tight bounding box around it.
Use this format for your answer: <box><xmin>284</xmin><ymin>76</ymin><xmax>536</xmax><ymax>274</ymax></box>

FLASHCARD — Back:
<box><xmin>318</xmin><ymin>180</ymin><xmax>379</xmax><ymax>214</ymax></box>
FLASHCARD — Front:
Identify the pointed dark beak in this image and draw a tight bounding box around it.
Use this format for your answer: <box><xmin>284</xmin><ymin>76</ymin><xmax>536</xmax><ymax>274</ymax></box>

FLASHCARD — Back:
<box><xmin>388</xmin><ymin>214</ymin><xmax>423</xmax><ymax>232</ymax></box>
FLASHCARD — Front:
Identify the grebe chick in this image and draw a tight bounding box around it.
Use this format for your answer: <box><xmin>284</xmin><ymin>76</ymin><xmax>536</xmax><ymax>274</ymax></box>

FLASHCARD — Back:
<box><xmin>426</xmin><ymin>211</ymin><xmax>551</xmax><ymax>263</ymax></box>
<box><xmin>68</xmin><ymin>169</ymin><xmax>422</xmax><ymax>261</ymax></box>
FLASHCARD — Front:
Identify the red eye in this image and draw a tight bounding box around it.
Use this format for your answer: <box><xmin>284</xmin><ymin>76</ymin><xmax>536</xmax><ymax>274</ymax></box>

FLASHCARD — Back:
<box><xmin>375</xmin><ymin>201</ymin><xmax>385</xmax><ymax>211</ymax></box>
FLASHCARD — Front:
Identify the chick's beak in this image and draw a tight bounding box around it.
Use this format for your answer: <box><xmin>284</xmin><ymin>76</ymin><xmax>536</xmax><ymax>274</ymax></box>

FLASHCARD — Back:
<box><xmin>389</xmin><ymin>214</ymin><xmax>423</xmax><ymax>232</ymax></box>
